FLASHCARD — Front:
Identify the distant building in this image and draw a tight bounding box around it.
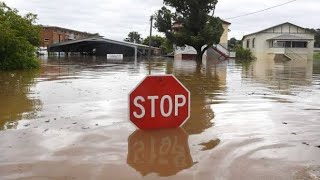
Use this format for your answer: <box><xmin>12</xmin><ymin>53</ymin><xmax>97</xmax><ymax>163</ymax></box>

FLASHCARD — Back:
<box><xmin>242</xmin><ymin>22</ymin><xmax>315</xmax><ymax>61</ymax></box>
<box><xmin>173</xmin><ymin>20</ymin><xmax>231</xmax><ymax>60</ymax></box>
<box><xmin>219</xmin><ymin>20</ymin><xmax>231</xmax><ymax>49</ymax></box>
<box><xmin>40</xmin><ymin>26</ymin><xmax>98</xmax><ymax>47</ymax></box>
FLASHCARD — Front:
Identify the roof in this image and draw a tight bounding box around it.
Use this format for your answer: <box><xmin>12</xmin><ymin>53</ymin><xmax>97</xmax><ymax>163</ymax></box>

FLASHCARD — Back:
<box><xmin>267</xmin><ymin>34</ymin><xmax>314</xmax><ymax>41</ymax></box>
<box><xmin>242</xmin><ymin>22</ymin><xmax>313</xmax><ymax>39</ymax></box>
<box><xmin>221</xmin><ymin>19</ymin><xmax>231</xmax><ymax>25</ymax></box>
<box><xmin>49</xmin><ymin>37</ymin><xmax>160</xmax><ymax>49</ymax></box>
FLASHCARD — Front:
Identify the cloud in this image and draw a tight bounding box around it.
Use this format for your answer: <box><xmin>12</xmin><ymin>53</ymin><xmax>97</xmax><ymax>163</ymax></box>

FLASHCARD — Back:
<box><xmin>3</xmin><ymin>0</ymin><xmax>320</xmax><ymax>40</ymax></box>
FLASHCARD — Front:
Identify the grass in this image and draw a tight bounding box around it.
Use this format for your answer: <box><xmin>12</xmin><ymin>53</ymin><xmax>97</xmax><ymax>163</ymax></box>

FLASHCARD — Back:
<box><xmin>314</xmin><ymin>53</ymin><xmax>320</xmax><ymax>61</ymax></box>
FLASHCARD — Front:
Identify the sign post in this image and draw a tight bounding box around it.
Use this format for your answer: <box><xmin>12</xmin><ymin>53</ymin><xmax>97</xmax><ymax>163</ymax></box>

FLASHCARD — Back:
<box><xmin>129</xmin><ymin>75</ymin><xmax>190</xmax><ymax>130</ymax></box>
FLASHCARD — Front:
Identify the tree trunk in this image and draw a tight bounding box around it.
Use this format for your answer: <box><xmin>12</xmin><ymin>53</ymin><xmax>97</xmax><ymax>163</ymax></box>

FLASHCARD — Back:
<box><xmin>196</xmin><ymin>49</ymin><xmax>203</xmax><ymax>65</ymax></box>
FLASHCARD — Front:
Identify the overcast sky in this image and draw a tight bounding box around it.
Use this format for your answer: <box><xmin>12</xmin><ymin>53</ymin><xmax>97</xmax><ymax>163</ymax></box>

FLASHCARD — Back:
<box><xmin>3</xmin><ymin>0</ymin><xmax>320</xmax><ymax>41</ymax></box>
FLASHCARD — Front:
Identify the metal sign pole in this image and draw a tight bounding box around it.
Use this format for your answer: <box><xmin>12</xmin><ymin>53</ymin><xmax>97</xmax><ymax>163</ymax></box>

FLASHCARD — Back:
<box><xmin>148</xmin><ymin>16</ymin><xmax>153</xmax><ymax>60</ymax></box>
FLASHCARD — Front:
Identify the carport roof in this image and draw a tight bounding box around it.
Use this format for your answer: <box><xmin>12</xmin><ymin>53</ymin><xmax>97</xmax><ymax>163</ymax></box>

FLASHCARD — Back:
<box><xmin>49</xmin><ymin>37</ymin><xmax>160</xmax><ymax>49</ymax></box>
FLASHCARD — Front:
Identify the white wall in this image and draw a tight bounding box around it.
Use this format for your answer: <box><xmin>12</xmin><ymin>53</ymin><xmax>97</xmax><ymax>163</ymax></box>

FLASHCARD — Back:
<box><xmin>242</xmin><ymin>23</ymin><xmax>315</xmax><ymax>60</ymax></box>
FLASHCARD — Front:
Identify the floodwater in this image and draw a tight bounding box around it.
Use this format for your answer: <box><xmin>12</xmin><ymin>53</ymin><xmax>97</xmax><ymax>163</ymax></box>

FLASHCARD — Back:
<box><xmin>0</xmin><ymin>56</ymin><xmax>320</xmax><ymax>180</ymax></box>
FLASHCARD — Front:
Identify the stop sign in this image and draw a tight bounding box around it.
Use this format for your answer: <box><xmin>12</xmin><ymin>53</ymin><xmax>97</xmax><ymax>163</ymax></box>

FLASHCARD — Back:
<box><xmin>129</xmin><ymin>75</ymin><xmax>190</xmax><ymax>130</ymax></box>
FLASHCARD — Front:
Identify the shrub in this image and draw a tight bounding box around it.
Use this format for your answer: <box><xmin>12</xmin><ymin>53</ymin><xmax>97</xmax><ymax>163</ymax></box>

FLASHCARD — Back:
<box><xmin>235</xmin><ymin>46</ymin><xmax>255</xmax><ymax>61</ymax></box>
<box><xmin>314</xmin><ymin>53</ymin><xmax>320</xmax><ymax>61</ymax></box>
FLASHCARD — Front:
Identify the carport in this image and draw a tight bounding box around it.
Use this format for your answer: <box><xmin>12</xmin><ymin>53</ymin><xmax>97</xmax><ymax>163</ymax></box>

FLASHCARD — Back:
<box><xmin>48</xmin><ymin>37</ymin><xmax>158</xmax><ymax>62</ymax></box>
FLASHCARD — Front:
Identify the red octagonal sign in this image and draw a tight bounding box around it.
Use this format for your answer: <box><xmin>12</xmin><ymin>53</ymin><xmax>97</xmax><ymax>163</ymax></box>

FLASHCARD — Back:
<box><xmin>129</xmin><ymin>75</ymin><xmax>190</xmax><ymax>130</ymax></box>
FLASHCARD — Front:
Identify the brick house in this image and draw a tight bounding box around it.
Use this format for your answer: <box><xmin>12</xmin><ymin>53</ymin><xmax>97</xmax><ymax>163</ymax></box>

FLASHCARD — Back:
<box><xmin>40</xmin><ymin>26</ymin><xmax>98</xmax><ymax>47</ymax></box>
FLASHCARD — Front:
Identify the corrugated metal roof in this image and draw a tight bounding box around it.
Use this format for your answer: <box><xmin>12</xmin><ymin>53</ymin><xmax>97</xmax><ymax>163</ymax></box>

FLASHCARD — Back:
<box><xmin>267</xmin><ymin>34</ymin><xmax>314</xmax><ymax>41</ymax></box>
<box><xmin>49</xmin><ymin>37</ymin><xmax>160</xmax><ymax>49</ymax></box>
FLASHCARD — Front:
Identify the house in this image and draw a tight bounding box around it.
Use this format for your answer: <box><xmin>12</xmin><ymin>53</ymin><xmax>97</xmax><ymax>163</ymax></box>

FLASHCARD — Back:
<box><xmin>242</xmin><ymin>22</ymin><xmax>315</xmax><ymax>61</ymax></box>
<box><xmin>40</xmin><ymin>26</ymin><xmax>98</xmax><ymax>48</ymax></box>
<box><xmin>173</xmin><ymin>20</ymin><xmax>231</xmax><ymax>60</ymax></box>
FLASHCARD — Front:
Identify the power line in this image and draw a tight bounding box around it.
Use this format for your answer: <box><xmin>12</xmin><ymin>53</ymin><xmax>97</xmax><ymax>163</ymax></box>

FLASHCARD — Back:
<box><xmin>225</xmin><ymin>0</ymin><xmax>298</xmax><ymax>20</ymax></box>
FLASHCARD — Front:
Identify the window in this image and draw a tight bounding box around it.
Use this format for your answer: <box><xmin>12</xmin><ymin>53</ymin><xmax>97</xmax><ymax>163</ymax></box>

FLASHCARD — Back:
<box><xmin>292</xmin><ymin>41</ymin><xmax>308</xmax><ymax>48</ymax></box>
<box><xmin>44</xmin><ymin>38</ymin><xmax>49</xmax><ymax>42</ymax></box>
<box><xmin>271</xmin><ymin>41</ymin><xmax>308</xmax><ymax>48</ymax></box>
<box><xmin>252</xmin><ymin>38</ymin><xmax>255</xmax><ymax>48</ymax></box>
<box><xmin>285</xmin><ymin>41</ymin><xmax>291</xmax><ymax>48</ymax></box>
<box><xmin>246</xmin><ymin>39</ymin><xmax>250</xmax><ymax>48</ymax></box>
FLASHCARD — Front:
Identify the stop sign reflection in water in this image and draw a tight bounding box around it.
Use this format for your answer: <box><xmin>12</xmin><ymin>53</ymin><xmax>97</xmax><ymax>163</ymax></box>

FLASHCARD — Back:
<box><xmin>129</xmin><ymin>75</ymin><xmax>190</xmax><ymax>130</ymax></box>
<box><xmin>127</xmin><ymin>128</ymin><xmax>193</xmax><ymax>176</ymax></box>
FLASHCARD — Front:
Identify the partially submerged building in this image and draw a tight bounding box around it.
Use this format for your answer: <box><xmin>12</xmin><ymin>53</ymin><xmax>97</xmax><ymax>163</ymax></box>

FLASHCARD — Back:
<box><xmin>173</xmin><ymin>20</ymin><xmax>231</xmax><ymax>60</ymax></box>
<box><xmin>48</xmin><ymin>37</ymin><xmax>160</xmax><ymax>62</ymax></box>
<box><xmin>242</xmin><ymin>22</ymin><xmax>315</xmax><ymax>61</ymax></box>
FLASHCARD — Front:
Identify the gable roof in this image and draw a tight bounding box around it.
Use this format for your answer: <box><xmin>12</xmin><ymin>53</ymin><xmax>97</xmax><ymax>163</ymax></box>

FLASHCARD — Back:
<box><xmin>221</xmin><ymin>20</ymin><xmax>231</xmax><ymax>25</ymax></box>
<box><xmin>242</xmin><ymin>22</ymin><xmax>313</xmax><ymax>39</ymax></box>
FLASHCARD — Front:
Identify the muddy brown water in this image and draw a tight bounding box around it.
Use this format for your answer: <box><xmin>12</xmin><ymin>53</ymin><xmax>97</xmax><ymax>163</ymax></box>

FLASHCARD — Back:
<box><xmin>0</xmin><ymin>56</ymin><xmax>319</xmax><ymax>180</ymax></box>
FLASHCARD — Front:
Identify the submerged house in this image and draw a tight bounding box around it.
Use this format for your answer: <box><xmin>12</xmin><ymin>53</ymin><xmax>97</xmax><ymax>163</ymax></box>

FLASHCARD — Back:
<box><xmin>174</xmin><ymin>20</ymin><xmax>231</xmax><ymax>60</ymax></box>
<box><xmin>242</xmin><ymin>22</ymin><xmax>315</xmax><ymax>60</ymax></box>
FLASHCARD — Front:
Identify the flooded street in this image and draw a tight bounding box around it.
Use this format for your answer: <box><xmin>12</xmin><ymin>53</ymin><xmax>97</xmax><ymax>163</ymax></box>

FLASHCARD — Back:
<box><xmin>0</xmin><ymin>56</ymin><xmax>320</xmax><ymax>180</ymax></box>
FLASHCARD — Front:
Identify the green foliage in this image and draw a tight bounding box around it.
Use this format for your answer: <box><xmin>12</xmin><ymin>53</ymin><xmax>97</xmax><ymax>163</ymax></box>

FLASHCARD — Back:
<box><xmin>143</xmin><ymin>35</ymin><xmax>163</xmax><ymax>47</ymax></box>
<box><xmin>306</xmin><ymin>28</ymin><xmax>320</xmax><ymax>48</ymax></box>
<box><xmin>314</xmin><ymin>53</ymin><xmax>320</xmax><ymax>61</ymax></box>
<box><xmin>154</xmin><ymin>0</ymin><xmax>223</xmax><ymax>62</ymax></box>
<box><xmin>143</xmin><ymin>35</ymin><xmax>173</xmax><ymax>54</ymax></box>
<box><xmin>0</xmin><ymin>2</ymin><xmax>40</xmax><ymax>70</ymax></box>
<box><xmin>162</xmin><ymin>38</ymin><xmax>174</xmax><ymax>55</ymax></box>
<box><xmin>228</xmin><ymin>37</ymin><xmax>241</xmax><ymax>51</ymax></box>
<box><xmin>124</xmin><ymin>31</ymin><xmax>143</xmax><ymax>44</ymax></box>
<box><xmin>235</xmin><ymin>46</ymin><xmax>255</xmax><ymax>61</ymax></box>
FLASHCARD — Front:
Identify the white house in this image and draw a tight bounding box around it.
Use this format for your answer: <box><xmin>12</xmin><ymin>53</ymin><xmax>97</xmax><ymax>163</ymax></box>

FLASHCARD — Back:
<box><xmin>242</xmin><ymin>22</ymin><xmax>315</xmax><ymax>61</ymax></box>
<box><xmin>174</xmin><ymin>20</ymin><xmax>231</xmax><ymax>60</ymax></box>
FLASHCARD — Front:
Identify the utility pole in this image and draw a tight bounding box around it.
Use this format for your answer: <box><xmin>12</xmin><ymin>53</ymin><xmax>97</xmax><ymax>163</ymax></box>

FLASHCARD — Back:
<box><xmin>148</xmin><ymin>16</ymin><xmax>153</xmax><ymax>59</ymax></box>
<box><xmin>58</xmin><ymin>34</ymin><xmax>61</xmax><ymax>57</ymax></box>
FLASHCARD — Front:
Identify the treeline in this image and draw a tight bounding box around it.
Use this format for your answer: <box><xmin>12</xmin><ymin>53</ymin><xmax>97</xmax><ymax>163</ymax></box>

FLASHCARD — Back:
<box><xmin>124</xmin><ymin>31</ymin><xmax>173</xmax><ymax>55</ymax></box>
<box><xmin>306</xmin><ymin>28</ymin><xmax>320</xmax><ymax>48</ymax></box>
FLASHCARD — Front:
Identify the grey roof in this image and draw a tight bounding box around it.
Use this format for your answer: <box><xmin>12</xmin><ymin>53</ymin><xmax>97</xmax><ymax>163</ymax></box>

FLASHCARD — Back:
<box><xmin>242</xmin><ymin>22</ymin><xmax>314</xmax><ymax>40</ymax></box>
<box><xmin>49</xmin><ymin>37</ymin><xmax>159</xmax><ymax>49</ymax></box>
<box><xmin>267</xmin><ymin>34</ymin><xmax>314</xmax><ymax>41</ymax></box>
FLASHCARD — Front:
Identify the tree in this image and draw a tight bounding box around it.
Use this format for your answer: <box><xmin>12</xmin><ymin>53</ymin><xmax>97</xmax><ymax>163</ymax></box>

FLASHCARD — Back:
<box><xmin>143</xmin><ymin>35</ymin><xmax>173</xmax><ymax>54</ymax></box>
<box><xmin>124</xmin><ymin>31</ymin><xmax>143</xmax><ymax>44</ymax></box>
<box><xmin>307</xmin><ymin>28</ymin><xmax>320</xmax><ymax>48</ymax></box>
<box><xmin>0</xmin><ymin>2</ymin><xmax>41</xmax><ymax>70</ymax></box>
<box><xmin>143</xmin><ymin>35</ymin><xmax>164</xmax><ymax>48</ymax></box>
<box><xmin>154</xmin><ymin>0</ymin><xmax>224</xmax><ymax>63</ymax></box>
<box><xmin>228</xmin><ymin>37</ymin><xmax>241</xmax><ymax>50</ymax></box>
<box><xmin>316</xmin><ymin>29</ymin><xmax>320</xmax><ymax>48</ymax></box>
